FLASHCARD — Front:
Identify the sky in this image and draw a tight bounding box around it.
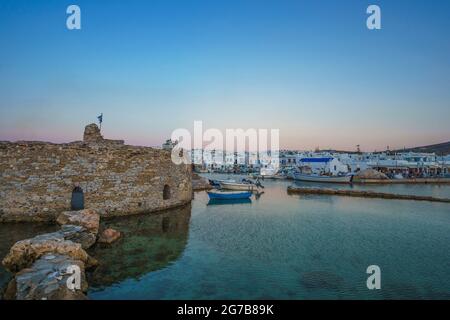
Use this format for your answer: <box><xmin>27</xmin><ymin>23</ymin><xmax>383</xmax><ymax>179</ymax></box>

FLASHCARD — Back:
<box><xmin>0</xmin><ymin>0</ymin><xmax>449</xmax><ymax>151</ymax></box>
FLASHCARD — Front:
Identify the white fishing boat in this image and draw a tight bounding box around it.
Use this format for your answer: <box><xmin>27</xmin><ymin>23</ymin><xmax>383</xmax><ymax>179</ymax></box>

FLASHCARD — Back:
<box><xmin>209</xmin><ymin>178</ymin><xmax>236</xmax><ymax>188</ymax></box>
<box><xmin>259</xmin><ymin>173</ymin><xmax>287</xmax><ymax>180</ymax></box>
<box><xmin>220</xmin><ymin>181</ymin><xmax>259</xmax><ymax>191</ymax></box>
<box><xmin>294</xmin><ymin>173</ymin><xmax>353</xmax><ymax>183</ymax></box>
<box><xmin>260</xmin><ymin>167</ymin><xmax>278</xmax><ymax>178</ymax></box>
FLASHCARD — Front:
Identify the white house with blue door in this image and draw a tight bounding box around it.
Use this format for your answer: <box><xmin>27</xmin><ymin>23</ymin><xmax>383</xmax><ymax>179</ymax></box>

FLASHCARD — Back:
<box><xmin>297</xmin><ymin>157</ymin><xmax>348</xmax><ymax>176</ymax></box>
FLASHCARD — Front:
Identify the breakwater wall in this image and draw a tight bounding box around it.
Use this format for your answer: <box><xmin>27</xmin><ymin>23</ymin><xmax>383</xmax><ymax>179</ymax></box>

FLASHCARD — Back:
<box><xmin>287</xmin><ymin>186</ymin><xmax>450</xmax><ymax>203</ymax></box>
<box><xmin>352</xmin><ymin>177</ymin><xmax>450</xmax><ymax>184</ymax></box>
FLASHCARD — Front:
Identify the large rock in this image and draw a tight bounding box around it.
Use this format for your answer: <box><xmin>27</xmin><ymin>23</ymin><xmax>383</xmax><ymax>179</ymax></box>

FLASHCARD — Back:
<box><xmin>356</xmin><ymin>169</ymin><xmax>389</xmax><ymax>180</ymax></box>
<box><xmin>57</xmin><ymin>209</ymin><xmax>100</xmax><ymax>234</ymax></box>
<box><xmin>4</xmin><ymin>254</ymin><xmax>88</xmax><ymax>300</ymax></box>
<box><xmin>60</xmin><ymin>225</ymin><xmax>97</xmax><ymax>249</ymax></box>
<box><xmin>98</xmin><ymin>228</ymin><xmax>121</xmax><ymax>244</ymax></box>
<box><xmin>2</xmin><ymin>231</ymin><xmax>97</xmax><ymax>273</ymax></box>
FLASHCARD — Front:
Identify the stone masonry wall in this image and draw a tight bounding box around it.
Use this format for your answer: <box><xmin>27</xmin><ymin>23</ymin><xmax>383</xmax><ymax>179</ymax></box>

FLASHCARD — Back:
<box><xmin>0</xmin><ymin>124</ymin><xmax>192</xmax><ymax>222</ymax></box>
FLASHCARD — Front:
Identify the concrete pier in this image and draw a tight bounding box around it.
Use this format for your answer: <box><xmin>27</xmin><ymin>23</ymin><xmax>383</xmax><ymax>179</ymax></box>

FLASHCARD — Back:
<box><xmin>287</xmin><ymin>186</ymin><xmax>450</xmax><ymax>203</ymax></box>
<box><xmin>352</xmin><ymin>177</ymin><xmax>450</xmax><ymax>184</ymax></box>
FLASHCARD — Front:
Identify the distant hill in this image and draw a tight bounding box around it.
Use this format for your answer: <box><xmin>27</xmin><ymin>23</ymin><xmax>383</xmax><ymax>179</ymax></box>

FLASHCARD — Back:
<box><xmin>315</xmin><ymin>141</ymin><xmax>450</xmax><ymax>155</ymax></box>
<box><xmin>392</xmin><ymin>141</ymin><xmax>450</xmax><ymax>155</ymax></box>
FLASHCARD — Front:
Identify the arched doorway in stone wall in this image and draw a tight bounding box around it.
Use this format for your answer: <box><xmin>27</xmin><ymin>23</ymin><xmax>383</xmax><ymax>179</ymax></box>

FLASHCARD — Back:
<box><xmin>163</xmin><ymin>185</ymin><xmax>171</xmax><ymax>200</ymax></box>
<box><xmin>71</xmin><ymin>187</ymin><xmax>84</xmax><ymax>210</ymax></box>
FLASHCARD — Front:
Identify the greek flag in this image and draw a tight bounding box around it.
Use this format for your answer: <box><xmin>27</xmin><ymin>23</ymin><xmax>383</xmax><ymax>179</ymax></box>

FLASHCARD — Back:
<box><xmin>97</xmin><ymin>113</ymin><xmax>103</xmax><ymax>124</ymax></box>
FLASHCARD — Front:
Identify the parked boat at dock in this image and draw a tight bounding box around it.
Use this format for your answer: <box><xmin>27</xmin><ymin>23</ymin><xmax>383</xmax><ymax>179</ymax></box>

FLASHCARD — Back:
<box><xmin>207</xmin><ymin>190</ymin><xmax>253</xmax><ymax>200</ymax></box>
<box><xmin>209</xmin><ymin>179</ymin><xmax>236</xmax><ymax>188</ymax></box>
<box><xmin>220</xmin><ymin>181</ymin><xmax>260</xmax><ymax>191</ymax></box>
<box><xmin>260</xmin><ymin>167</ymin><xmax>278</xmax><ymax>178</ymax></box>
<box><xmin>259</xmin><ymin>173</ymin><xmax>288</xmax><ymax>180</ymax></box>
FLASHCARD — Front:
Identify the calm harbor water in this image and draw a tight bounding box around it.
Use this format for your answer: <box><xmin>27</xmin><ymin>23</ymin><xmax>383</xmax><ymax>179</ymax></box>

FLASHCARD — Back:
<box><xmin>1</xmin><ymin>175</ymin><xmax>450</xmax><ymax>299</ymax></box>
<box><xmin>88</xmin><ymin>175</ymin><xmax>450</xmax><ymax>299</ymax></box>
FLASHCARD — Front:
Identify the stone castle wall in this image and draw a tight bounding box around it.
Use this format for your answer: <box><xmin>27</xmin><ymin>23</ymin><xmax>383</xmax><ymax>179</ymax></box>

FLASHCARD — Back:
<box><xmin>0</xmin><ymin>124</ymin><xmax>192</xmax><ymax>222</ymax></box>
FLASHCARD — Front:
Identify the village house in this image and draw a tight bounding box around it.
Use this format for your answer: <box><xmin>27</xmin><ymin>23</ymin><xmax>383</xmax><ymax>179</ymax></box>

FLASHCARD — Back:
<box><xmin>296</xmin><ymin>157</ymin><xmax>348</xmax><ymax>176</ymax></box>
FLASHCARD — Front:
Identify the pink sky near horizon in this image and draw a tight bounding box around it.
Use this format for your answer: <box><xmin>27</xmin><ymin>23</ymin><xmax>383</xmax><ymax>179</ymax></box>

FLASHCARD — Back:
<box><xmin>1</xmin><ymin>123</ymin><xmax>448</xmax><ymax>152</ymax></box>
<box><xmin>1</xmin><ymin>1</ymin><xmax>450</xmax><ymax>154</ymax></box>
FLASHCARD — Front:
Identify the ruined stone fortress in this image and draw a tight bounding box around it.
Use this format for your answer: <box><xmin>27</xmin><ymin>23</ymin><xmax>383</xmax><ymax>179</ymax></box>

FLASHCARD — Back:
<box><xmin>0</xmin><ymin>124</ymin><xmax>192</xmax><ymax>222</ymax></box>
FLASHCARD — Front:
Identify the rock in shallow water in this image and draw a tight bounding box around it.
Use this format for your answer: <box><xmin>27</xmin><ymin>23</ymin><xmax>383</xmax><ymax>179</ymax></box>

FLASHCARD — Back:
<box><xmin>60</xmin><ymin>224</ymin><xmax>97</xmax><ymax>249</ymax></box>
<box><xmin>98</xmin><ymin>228</ymin><xmax>121</xmax><ymax>244</ymax></box>
<box><xmin>2</xmin><ymin>230</ymin><xmax>97</xmax><ymax>273</ymax></box>
<box><xmin>4</xmin><ymin>254</ymin><xmax>88</xmax><ymax>300</ymax></box>
<box><xmin>57</xmin><ymin>209</ymin><xmax>100</xmax><ymax>234</ymax></box>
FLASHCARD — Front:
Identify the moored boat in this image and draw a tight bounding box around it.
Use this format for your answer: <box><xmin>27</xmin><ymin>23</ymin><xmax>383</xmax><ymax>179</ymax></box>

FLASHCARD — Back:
<box><xmin>260</xmin><ymin>167</ymin><xmax>278</xmax><ymax>178</ymax></box>
<box><xmin>220</xmin><ymin>181</ymin><xmax>259</xmax><ymax>191</ymax></box>
<box><xmin>207</xmin><ymin>190</ymin><xmax>253</xmax><ymax>200</ymax></box>
<box><xmin>294</xmin><ymin>173</ymin><xmax>353</xmax><ymax>183</ymax></box>
<box><xmin>209</xmin><ymin>179</ymin><xmax>236</xmax><ymax>188</ymax></box>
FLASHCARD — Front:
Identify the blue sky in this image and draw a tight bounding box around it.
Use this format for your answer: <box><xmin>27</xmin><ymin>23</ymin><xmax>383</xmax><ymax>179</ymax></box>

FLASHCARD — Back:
<box><xmin>0</xmin><ymin>0</ymin><xmax>449</xmax><ymax>151</ymax></box>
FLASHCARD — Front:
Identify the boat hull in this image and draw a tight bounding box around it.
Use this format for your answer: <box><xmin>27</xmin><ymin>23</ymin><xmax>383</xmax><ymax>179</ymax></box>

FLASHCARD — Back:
<box><xmin>294</xmin><ymin>174</ymin><xmax>352</xmax><ymax>183</ymax></box>
<box><xmin>207</xmin><ymin>191</ymin><xmax>253</xmax><ymax>200</ymax></box>
<box><xmin>260</xmin><ymin>167</ymin><xmax>278</xmax><ymax>177</ymax></box>
<box><xmin>220</xmin><ymin>182</ymin><xmax>258</xmax><ymax>191</ymax></box>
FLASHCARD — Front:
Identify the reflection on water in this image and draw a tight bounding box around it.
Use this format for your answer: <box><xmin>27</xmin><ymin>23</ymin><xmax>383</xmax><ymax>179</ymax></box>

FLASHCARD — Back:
<box><xmin>87</xmin><ymin>175</ymin><xmax>450</xmax><ymax>300</ymax></box>
<box><xmin>207</xmin><ymin>198</ymin><xmax>252</xmax><ymax>206</ymax></box>
<box><xmin>1</xmin><ymin>174</ymin><xmax>450</xmax><ymax>300</ymax></box>
<box><xmin>87</xmin><ymin>204</ymin><xmax>191</xmax><ymax>291</ymax></box>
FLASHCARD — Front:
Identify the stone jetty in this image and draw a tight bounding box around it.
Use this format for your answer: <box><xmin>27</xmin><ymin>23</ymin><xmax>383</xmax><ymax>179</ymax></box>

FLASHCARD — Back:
<box><xmin>352</xmin><ymin>177</ymin><xmax>450</xmax><ymax>184</ymax></box>
<box><xmin>287</xmin><ymin>186</ymin><xmax>450</xmax><ymax>203</ymax></box>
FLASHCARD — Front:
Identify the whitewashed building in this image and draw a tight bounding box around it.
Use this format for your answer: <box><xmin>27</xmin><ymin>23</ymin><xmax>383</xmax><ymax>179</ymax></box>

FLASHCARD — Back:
<box><xmin>297</xmin><ymin>157</ymin><xmax>348</xmax><ymax>176</ymax></box>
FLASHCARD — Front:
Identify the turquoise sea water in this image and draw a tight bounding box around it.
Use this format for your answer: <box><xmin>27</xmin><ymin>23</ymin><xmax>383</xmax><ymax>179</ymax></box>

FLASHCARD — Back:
<box><xmin>1</xmin><ymin>176</ymin><xmax>450</xmax><ymax>299</ymax></box>
<box><xmin>87</xmin><ymin>176</ymin><xmax>450</xmax><ymax>300</ymax></box>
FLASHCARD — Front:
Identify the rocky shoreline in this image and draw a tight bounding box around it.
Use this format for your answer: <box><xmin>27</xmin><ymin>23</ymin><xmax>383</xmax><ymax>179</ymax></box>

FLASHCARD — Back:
<box><xmin>0</xmin><ymin>139</ymin><xmax>201</xmax><ymax>299</ymax></box>
<box><xmin>1</xmin><ymin>209</ymin><xmax>120</xmax><ymax>300</ymax></box>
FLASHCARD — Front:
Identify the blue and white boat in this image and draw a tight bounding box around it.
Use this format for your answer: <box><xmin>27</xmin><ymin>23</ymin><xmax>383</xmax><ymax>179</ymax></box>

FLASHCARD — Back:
<box><xmin>207</xmin><ymin>190</ymin><xmax>252</xmax><ymax>200</ymax></box>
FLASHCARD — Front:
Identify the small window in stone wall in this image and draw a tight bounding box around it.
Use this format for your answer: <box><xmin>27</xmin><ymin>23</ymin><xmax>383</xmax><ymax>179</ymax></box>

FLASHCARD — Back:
<box><xmin>71</xmin><ymin>187</ymin><xmax>84</xmax><ymax>210</ymax></box>
<box><xmin>163</xmin><ymin>184</ymin><xmax>171</xmax><ymax>200</ymax></box>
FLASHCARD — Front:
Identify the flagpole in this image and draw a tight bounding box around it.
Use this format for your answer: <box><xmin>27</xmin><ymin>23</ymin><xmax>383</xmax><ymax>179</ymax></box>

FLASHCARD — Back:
<box><xmin>98</xmin><ymin>113</ymin><xmax>103</xmax><ymax>132</ymax></box>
